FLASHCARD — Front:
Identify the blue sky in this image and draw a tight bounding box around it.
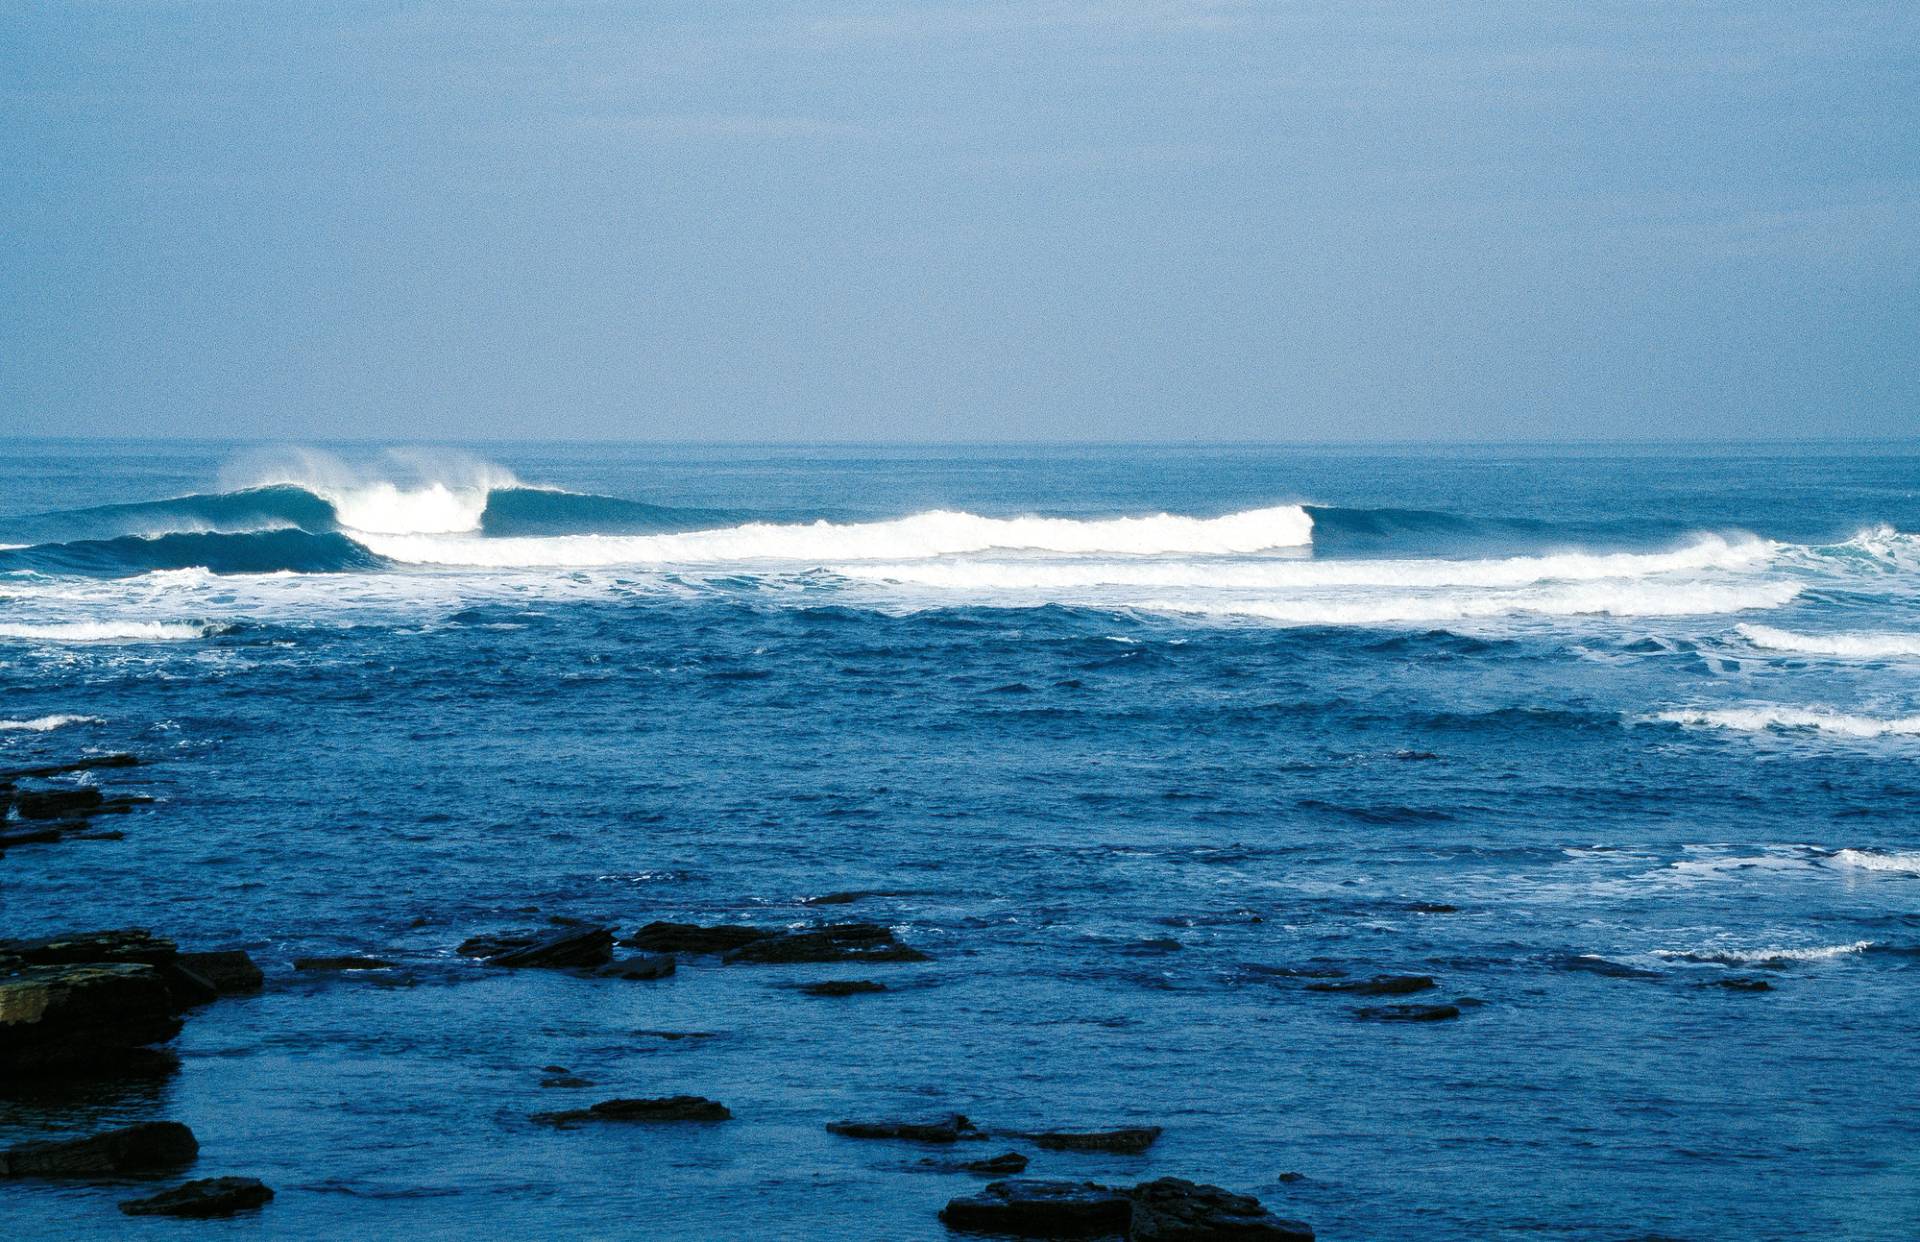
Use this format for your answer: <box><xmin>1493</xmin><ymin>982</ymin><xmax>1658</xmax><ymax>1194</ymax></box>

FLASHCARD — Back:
<box><xmin>3</xmin><ymin>1</ymin><xmax>1915</xmax><ymax>441</ymax></box>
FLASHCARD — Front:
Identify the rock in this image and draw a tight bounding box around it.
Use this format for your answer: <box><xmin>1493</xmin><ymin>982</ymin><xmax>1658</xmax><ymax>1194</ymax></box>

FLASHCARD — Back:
<box><xmin>1707</xmin><ymin>977</ymin><xmax>1773</xmax><ymax>992</ymax></box>
<box><xmin>1</xmin><ymin>1121</ymin><xmax>197</xmax><ymax>1177</ymax></box>
<box><xmin>119</xmin><ymin>1176</ymin><xmax>273</xmax><ymax>1218</ymax></box>
<box><xmin>1240</xmin><ymin>964</ymin><xmax>1345</xmax><ymax>980</ymax></box>
<box><xmin>1129</xmin><ymin>1177</ymin><xmax>1315</xmax><ymax>1241</ymax></box>
<box><xmin>533</xmin><ymin>1095</ymin><xmax>731</xmax><ymax>1126</ymax></box>
<box><xmin>1305</xmin><ymin>974</ymin><xmax>1435</xmax><ymax>996</ymax></box>
<box><xmin>827</xmin><ymin>1113</ymin><xmax>979</xmax><ymax>1143</ymax></box>
<box><xmin>1118</xmin><ymin>938</ymin><xmax>1185</xmax><ymax>956</ymax></box>
<box><xmin>722</xmin><ymin>923</ymin><xmax>929</xmax><ymax>965</ymax></box>
<box><xmin>0</xmin><ymin>754</ymin><xmax>141</xmax><ymax>780</ymax></box>
<box><xmin>12</xmin><ymin>788</ymin><xmax>105</xmax><ymax>819</ymax></box>
<box><xmin>158</xmin><ymin>961</ymin><xmax>222</xmax><ymax>1009</ymax></box>
<box><xmin>541</xmin><ymin>1075</ymin><xmax>593</xmax><ymax>1088</ymax></box>
<box><xmin>1549</xmin><ymin>954</ymin><xmax>1663</xmax><ymax>980</ymax></box>
<box><xmin>1403</xmin><ymin>902</ymin><xmax>1457</xmax><ymax>914</ymax></box>
<box><xmin>803</xmin><ymin>891</ymin><xmax>867</xmax><ymax>905</ymax></box>
<box><xmin>2</xmin><ymin>929</ymin><xmax>178</xmax><ymax>968</ymax></box>
<box><xmin>482</xmin><ymin>927</ymin><xmax>615</xmax><ymax>970</ymax></box>
<box><xmin>633</xmin><ymin>1029</ymin><xmax>717</xmax><ymax>1041</ymax></box>
<box><xmin>0</xmin><ymin>825</ymin><xmax>67</xmax><ymax>849</ymax></box>
<box><xmin>1028</xmin><ymin>1127</ymin><xmax>1162</xmax><ymax>1155</ymax></box>
<box><xmin>0</xmin><ymin>963</ymin><xmax>183</xmax><ymax>1073</ymax></box>
<box><xmin>175</xmin><ymin>950</ymin><xmax>263</xmax><ymax>994</ymax></box>
<box><xmin>619</xmin><ymin>922</ymin><xmax>772</xmax><ymax>954</ymax></box>
<box><xmin>939</xmin><ymin>1179</ymin><xmax>1132</xmax><ymax>1237</ymax></box>
<box><xmin>596</xmin><ymin>954</ymin><xmax>676</xmax><ymax>980</ymax></box>
<box><xmin>799</xmin><ymin>979</ymin><xmax>886</xmax><ymax>996</ymax></box>
<box><xmin>294</xmin><ymin>956</ymin><xmax>395</xmax><ymax>972</ymax></box>
<box><xmin>1353</xmin><ymin>1003</ymin><xmax>1460</xmax><ymax>1022</ymax></box>
<box><xmin>965</xmin><ymin>1151</ymin><xmax>1031</xmax><ymax>1175</ymax></box>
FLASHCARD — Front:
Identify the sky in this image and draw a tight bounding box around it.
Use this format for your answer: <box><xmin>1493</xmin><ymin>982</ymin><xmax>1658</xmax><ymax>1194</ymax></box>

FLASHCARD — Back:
<box><xmin>2</xmin><ymin>1</ymin><xmax>1916</xmax><ymax>443</ymax></box>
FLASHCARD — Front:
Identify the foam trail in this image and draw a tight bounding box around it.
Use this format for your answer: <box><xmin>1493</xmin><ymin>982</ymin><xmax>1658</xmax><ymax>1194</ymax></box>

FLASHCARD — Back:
<box><xmin>1832</xmin><ymin>849</ymin><xmax>1920</xmax><ymax>875</ymax></box>
<box><xmin>1654</xmin><ymin>941</ymin><xmax>1874</xmax><ymax>965</ymax></box>
<box><xmin>357</xmin><ymin>506</ymin><xmax>1316</xmax><ymax>566</ymax></box>
<box><xmin>0</xmin><ymin>621</ymin><xmax>211</xmax><ymax>643</ymax></box>
<box><xmin>1157</xmin><ymin>581</ymin><xmax>1800</xmax><ymax>627</ymax></box>
<box><xmin>0</xmin><ymin>714</ymin><xmax>103</xmax><ymax>731</ymax></box>
<box><xmin>1655</xmin><ymin>706</ymin><xmax>1920</xmax><ymax>738</ymax></box>
<box><xmin>1737</xmin><ymin>624</ymin><xmax>1920</xmax><ymax>658</ymax></box>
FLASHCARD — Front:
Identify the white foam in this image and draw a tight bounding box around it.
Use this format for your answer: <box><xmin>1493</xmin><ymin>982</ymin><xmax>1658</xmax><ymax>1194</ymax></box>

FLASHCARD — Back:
<box><xmin>1654</xmin><ymin>940</ymin><xmax>1874</xmax><ymax>965</ymax></box>
<box><xmin>1157</xmin><ymin>581</ymin><xmax>1801</xmax><ymax>626</ymax></box>
<box><xmin>0</xmin><ymin>621</ymin><xmax>210</xmax><ymax>643</ymax></box>
<box><xmin>1832</xmin><ymin>849</ymin><xmax>1920</xmax><ymax>875</ymax></box>
<box><xmin>0</xmin><ymin>714</ymin><xmax>103</xmax><ymax>731</ymax></box>
<box><xmin>224</xmin><ymin>447</ymin><xmax>527</xmax><ymax>536</ymax></box>
<box><xmin>1655</xmin><ymin>706</ymin><xmax>1920</xmax><ymax>738</ymax></box>
<box><xmin>1737</xmin><ymin>624</ymin><xmax>1920</xmax><ymax>659</ymax></box>
<box><xmin>356</xmin><ymin>506</ymin><xmax>1317</xmax><ymax>566</ymax></box>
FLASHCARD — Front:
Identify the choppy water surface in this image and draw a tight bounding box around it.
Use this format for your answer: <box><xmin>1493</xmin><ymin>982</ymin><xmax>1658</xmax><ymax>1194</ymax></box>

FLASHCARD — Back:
<box><xmin>3</xmin><ymin>441</ymin><xmax>1918</xmax><ymax>1239</ymax></box>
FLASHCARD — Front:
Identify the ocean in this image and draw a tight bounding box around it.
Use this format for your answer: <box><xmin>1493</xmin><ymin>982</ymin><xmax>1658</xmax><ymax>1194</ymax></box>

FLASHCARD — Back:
<box><xmin>2</xmin><ymin>439</ymin><xmax>1917</xmax><ymax>1239</ymax></box>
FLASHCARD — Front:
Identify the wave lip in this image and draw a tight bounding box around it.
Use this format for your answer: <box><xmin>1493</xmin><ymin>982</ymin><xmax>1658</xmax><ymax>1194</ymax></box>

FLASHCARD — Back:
<box><xmin>1832</xmin><ymin>849</ymin><xmax>1920</xmax><ymax>876</ymax></box>
<box><xmin>0</xmin><ymin>714</ymin><xmax>103</xmax><ymax>731</ymax></box>
<box><xmin>1737</xmin><ymin>624</ymin><xmax>1920</xmax><ymax>659</ymax></box>
<box><xmin>0</xmin><ymin>621</ymin><xmax>212</xmax><ymax>643</ymax></box>
<box><xmin>1654</xmin><ymin>940</ymin><xmax>1874</xmax><ymax>965</ymax></box>
<box><xmin>1654</xmin><ymin>706</ymin><xmax>1920</xmax><ymax>738</ymax></box>
<box><xmin>356</xmin><ymin>505</ymin><xmax>1317</xmax><ymax>567</ymax></box>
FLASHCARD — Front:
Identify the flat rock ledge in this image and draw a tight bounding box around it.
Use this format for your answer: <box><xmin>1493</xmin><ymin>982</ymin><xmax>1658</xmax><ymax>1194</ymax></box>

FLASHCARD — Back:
<box><xmin>120</xmin><ymin>1176</ymin><xmax>274</xmax><ymax>1218</ymax></box>
<box><xmin>827</xmin><ymin>1113</ymin><xmax>981</xmax><ymax>1144</ymax></box>
<box><xmin>532</xmin><ymin>1096</ymin><xmax>732</xmax><ymax>1126</ymax></box>
<box><xmin>1</xmin><ymin>1122</ymin><xmax>198</xmax><ymax>1178</ymax></box>
<box><xmin>940</xmin><ymin>1176</ymin><xmax>1314</xmax><ymax>1240</ymax></box>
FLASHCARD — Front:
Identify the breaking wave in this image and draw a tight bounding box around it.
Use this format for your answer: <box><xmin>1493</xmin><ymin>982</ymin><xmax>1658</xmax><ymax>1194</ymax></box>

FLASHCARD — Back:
<box><xmin>1832</xmin><ymin>849</ymin><xmax>1920</xmax><ymax>875</ymax></box>
<box><xmin>0</xmin><ymin>621</ymin><xmax>213</xmax><ymax>643</ymax></box>
<box><xmin>0</xmin><ymin>714</ymin><xmax>103</xmax><ymax>731</ymax></box>
<box><xmin>1737</xmin><ymin>624</ymin><xmax>1920</xmax><ymax>659</ymax></box>
<box><xmin>1654</xmin><ymin>707</ymin><xmax>1920</xmax><ymax>738</ymax></box>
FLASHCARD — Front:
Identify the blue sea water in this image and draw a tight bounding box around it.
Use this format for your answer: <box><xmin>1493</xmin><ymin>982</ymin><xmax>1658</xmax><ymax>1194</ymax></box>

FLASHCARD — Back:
<box><xmin>2</xmin><ymin>439</ymin><xmax>1918</xmax><ymax>1239</ymax></box>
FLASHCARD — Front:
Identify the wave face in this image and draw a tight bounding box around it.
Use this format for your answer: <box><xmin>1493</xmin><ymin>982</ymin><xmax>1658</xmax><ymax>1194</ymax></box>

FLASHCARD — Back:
<box><xmin>0</xmin><ymin>530</ymin><xmax>387</xmax><ymax>577</ymax></box>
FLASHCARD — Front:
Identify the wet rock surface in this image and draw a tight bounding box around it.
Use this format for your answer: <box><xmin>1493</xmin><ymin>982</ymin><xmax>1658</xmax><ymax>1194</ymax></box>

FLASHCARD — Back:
<box><xmin>533</xmin><ymin>1096</ymin><xmax>732</xmax><ymax>1126</ymax></box>
<box><xmin>119</xmin><ymin>1176</ymin><xmax>274</xmax><ymax>1218</ymax></box>
<box><xmin>828</xmin><ymin>1112</ymin><xmax>981</xmax><ymax>1143</ymax></box>
<box><xmin>1</xmin><ymin>1121</ymin><xmax>198</xmax><ymax>1177</ymax></box>
<box><xmin>619</xmin><ymin>922</ymin><xmax>771</xmax><ymax>954</ymax></box>
<box><xmin>1305</xmin><ymin>974</ymin><xmax>1436</xmax><ymax>995</ymax></box>
<box><xmin>939</xmin><ymin>1178</ymin><xmax>1134</xmax><ymax>1237</ymax></box>
<box><xmin>1128</xmin><ymin>1177</ymin><xmax>1315</xmax><ymax>1241</ymax></box>
<box><xmin>294</xmin><ymin>955</ymin><xmax>396</xmax><ymax>972</ymax></box>
<box><xmin>596</xmin><ymin>953</ymin><xmax>677</xmax><ymax>980</ymax></box>
<box><xmin>462</xmin><ymin>926</ymin><xmax>615</xmax><ymax>969</ymax></box>
<box><xmin>722</xmin><ymin>922</ymin><xmax>929</xmax><ymax>965</ymax></box>
<box><xmin>1027</xmin><ymin>1127</ymin><xmax>1163</xmax><ymax>1155</ymax></box>
<box><xmin>798</xmin><ymin>979</ymin><xmax>886</xmax><ymax>996</ymax></box>
<box><xmin>1353</xmin><ymin>1003</ymin><xmax>1461</xmax><ymax>1022</ymax></box>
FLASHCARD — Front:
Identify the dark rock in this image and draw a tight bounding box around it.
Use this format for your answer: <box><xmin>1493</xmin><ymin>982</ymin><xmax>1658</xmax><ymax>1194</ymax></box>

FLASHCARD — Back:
<box><xmin>1239</xmin><ymin>964</ymin><xmax>1344</xmax><ymax>980</ymax></box>
<box><xmin>1707</xmin><ymin>977</ymin><xmax>1773</xmax><ymax>992</ymax></box>
<box><xmin>1353</xmin><ymin>1003</ymin><xmax>1460</xmax><ymax>1022</ymax></box>
<box><xmin>965</xmin><ymin>1151</ymin><xmax>1031</xmax><ymax>1175</ymax></box>
<box><xmin>799</xmin><ymin>979</ymin><xmax>887</xmax><ymax>996</ymax></box>
<box><xmin>1404</xmin><ymin>902</ymin><xmax>1458</xmax><ymax>914</ymax></box>
<box><xmin>13</xmin><ymin>788</ymin><xmax>105</xmax><ymax>819</ymax></box>
<box><xmin>1119</xmin><ymin>938</ymin><xmax>1185</xmax><ymax>956</ymax></box>
<box><xmin>294</xmin><ymin>956</ymin><xmax>396</xmax><ymax>972</ymax></box>
<box><xmin>633</xmin><ymin>1029</ymin><xmax>717</xmax><ymax>1041</ymax></box>
<box><xmin>1275</xmin><ymin>1172</ymin><xmax>1305</xmax><ymax>1183</ymax></box>
<box><xmin>0</xmin><ymin>825</ymin><xmax>67</xmax><ymax>849</ymax></box>
<box><xmin>939</xmin><ymin>1179</ymin><xmax>1132</xmax><ymax>1237</ymax></box>
<box><xmin>803</xmin><ymin>891</ymin><xmax>868</xmax><ymax>905</ymax></box>
<box><xmin>484</xmin><ymin>927</ymin><xmax>615</xmax><ymax>970</ymax></box>
<box><xmin>158</xmin><ymin>962</ymin><xmax>221</xmax><ymax>1009</ymax></box>
<box><xmin>1</xmin><ymin>1121</ymin><xmax>197</xmax><ymax>1177</ymax></box>
<box><xmin>176</xmin><ymin>950</ymin><xmax>263</xmax><ymax>994</ymax></box>
<box><xmin>120</xmin><ymin>1176</ymin><xmax>273</xmax><ymax>1218</ymax></box>
<box><xmin>2</xmin><ymin>929</ymin><xmax>178</xmax><ymax>968</ymax></box>
<box><xmin>541</xmin><ymin>1075</ymin><xmax>593</xmax><ymax>1088</ymax></box>
<box><xmin>596</xmin><ymin>954</ymin><xmax>676</xmax><ymax>980</ymax></box>
<box><xmin>533</xmin><ymin>1095</ymin><xmax>731</xmax><ymax>1126</ymax></box>
<box><xmin>828</xmin><ymin>1113</ymin><xmax>979</xmax><ymax>1143</ymax></box>
<box><xmin>457</xmin><ymin>934</ymin><xmax>529</xmax><ymax>958</ymax></box>
<box><xmin>0</xmin><ymin>754</ymin><xmax>141</xmax><ymax>780</ymax></box>
<box><xmin>620</xmin><ymin>922</ymin><xmax>772</xmax><ymax>954</ymax></box>
<box><xmin>0</xmin><ymin>963</ymin><xmax>183</xmax><ymax>1073</ymax></box>
<box><xmin>1027</xmin><ymin>1128</ymin><xmax>1162</xmax><ymax>1155</ymax></box>
<box><xmin>723</xmin><ymin>923</ymin><xmax>929</xmax><ymax>965</ymax></box>
<box><xmin>1305</xmin><ymin>974</ymin><xmax>1435</xmax><ymax>996</ymax></box>
<box><xmin>1129</xmin><ymin>1177</ymin><xmax>1314</xmax><ymax>1241</ymax></box>
<box><xmin>1549</xmin><ymin>954</ymin><xmax>1663</xmax><ymax>980</ymax></box>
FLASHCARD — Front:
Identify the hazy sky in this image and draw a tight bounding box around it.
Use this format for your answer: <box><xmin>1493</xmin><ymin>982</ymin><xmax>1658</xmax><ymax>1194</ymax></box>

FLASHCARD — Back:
<box><xmin>4</xmin><ymin>2</ymin><xmax>1915</xmax><ymax>442</ymax></box>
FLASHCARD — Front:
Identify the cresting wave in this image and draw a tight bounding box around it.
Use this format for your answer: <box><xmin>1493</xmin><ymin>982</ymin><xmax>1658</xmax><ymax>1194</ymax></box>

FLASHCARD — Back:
<box><xmin>1737</xmin><ymin>624</ymin><xmax>1920</xmax><ymax>659</ymax></box>
<box><xmin>0</xmin><ymin>621</ymin><xmax>213</xmax><ymax>643</ymax></box>
<box><xmin>1654</xmin><ymin>940</ymin><xmax>1875</xmax><ymax>965</ymax></box>
<box><xmin>0</xmin><ymin>713</ymin><xmax>103</xmax><ymax>731</ymax></box>
<box><xmin>1832</xmin><ymin>849</ymin><xmax>1920</xmax><ymax>875</ymax></box>
<box><xmin>1654</xmin><ymin>707</ymin><xmax>1920</xmax><ymax>738</ymax></box>
<box><xmin>353</xmin><ymin>505</ymin><xmax>1318</xmax><ymax>566</ymax></box>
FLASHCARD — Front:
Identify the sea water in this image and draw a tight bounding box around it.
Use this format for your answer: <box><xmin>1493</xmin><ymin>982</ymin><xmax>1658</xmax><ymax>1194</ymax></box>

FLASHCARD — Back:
<box><xmin>1</xmin><ymin>440</ymin><xmax>1916</xmax><ymax>1239</ymax></box>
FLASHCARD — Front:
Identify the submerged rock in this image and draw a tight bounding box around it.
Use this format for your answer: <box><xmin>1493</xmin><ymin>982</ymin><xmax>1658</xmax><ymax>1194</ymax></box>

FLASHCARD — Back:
<box><xmin>965</xmin><ymin>1152</ymin><xmax>1031</xmax><ymax>1175</ymax></box>
<box><xmin>0</xmin><ymin>754</ymin><xmax>141</xmax><ymax>780</ymax></box>
<box><xmin>1707</xmin><ymin>977</ymin><xmax>1773</xmax><ymax>992</ymax></box>
<box><xmin>1129</xmin><ymin>1177</ymin><xmax>1314</xmax><ymax>1241</ymax></box>
<box><xmin>294</xmin><ymin>955</ymin><xmax>396</xmax><ymax>972</ymax></box>
<box><xmin>1353</xmin><ymin>1003</ymin><xmax>1460</xmax><ymax>1022</ymax></box>
<box><xmin>798</xmin><ymin>979</ymin><xmax>886</xmax><ymax>996</ymax></box>
<box><xmin>540</xmin><ymin>1075</ymin><xmax>593</xmax><ymax>1088</ymax></box>
<box><xmin>596</xmin><ymin>954</ymin><xmax>676</xmax><ymax>980</ymax></box>
<box><xmin>723</xmin><ymin>923</ymin><xmax>929</xmax><ymax>965</ymax></box>
<box><xmin>176</xmin><ymin>950</ymin><xmax>264</xmax><ymax>995</ymax></box>
<box><xmin>1027</xmin><ymin>1127</ymin><xmax>1162</xmax><ymax>1155</ymax></box>
<box><xmin>1305</xmin><ymin>974</ymin><xmax>1435</xmax><ymax>996</ymax></box>
<box><xmin>120</xmin><ymin>1176</ymin><xmax>273</xmax><ymax>1218</ymax></box>
<box><xmin>828</xmin><ymin>1113</ymin><xmax>980</xmax><ymax>1143</ymax></box>
<box><xmin>1</xmin><ymin>1121</ymin><xmax>198</xmax><ymax>1177</ymax></box>
<box><xmin>620</xmin><ymin>922</ymin><xmax>771</xmax><ymax>954</ymax></box>
<box><xmin>533</xmin><ymin>1095</ymin><xmax>731</xmax><ymax>1126</ymax></box>
<box><xmin>1548</xmin><ymin>954</ymin><xmax>1664</xmax><ymax>980</ymax></box>
<box><xmin>939</xmin><ymin>1179</ymin><xmax>1132</xmax><ymax>1237</ymax></box>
